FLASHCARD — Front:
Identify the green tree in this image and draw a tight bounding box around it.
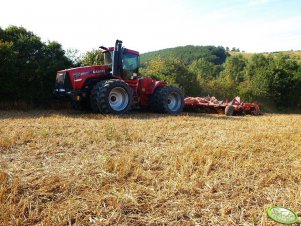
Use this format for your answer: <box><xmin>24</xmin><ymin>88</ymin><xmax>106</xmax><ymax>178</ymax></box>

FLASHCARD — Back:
<box><xmin>189</xmin><ymin>59</ymin><xmax>218</xmax><ymax>81</ymax></box>
<box><xmin>242</xmin><ymin>53</ymin><xmax>301</xmax><ymax>109</ymax></box>
<box><xmin>0</xmin><ymin>40</ymin><xmax>17</xmax><ymax>98</ymax></box>
<box><xmin>141</xmin><ymin>57</ymin><xmax>200</xmax><ymax>96</ymax></box>
<box><xmin>3</xmin><ymin>26</ymin><xmax>43</xmax><ymax>100</ymax></box>
<box><xmin>213</xmin><ymin>55</ymin><xmax>247</xmax><ymax>99</ymax></box>
<box><xmin>223</xmin><ymin>55</ymin><xmax>246</xmax><ymax>83</ymax></box>
<box><xmin>241</xmin><ymin>54</ymin><xmax>272</xmax><ymax>101</ymax></box>
<box><xmin>66</xmin><ymin>48</ymin><xmax>81</xmax><ymax>66</ymax></box>
<box><xmin>0</xmin><ymin>26</ymin><xmax>73</xmax><ymax>105</ymax></box>
<box><xmin>189</xmin><ymin>58</ymin><xmax>223</xmax><ymax>96</ymax></box>
<box><xmin>81</xmin><ymin>49</ymin><xmax>104</xmax><ymax>66</ymax></box>
<box><xmin>268</xmin><ymin>54</ymin><xmax>301</xmax><ymax>107</ymax></box>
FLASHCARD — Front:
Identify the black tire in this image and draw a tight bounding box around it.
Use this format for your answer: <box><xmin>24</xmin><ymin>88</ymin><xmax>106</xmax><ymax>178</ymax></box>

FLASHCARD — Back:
<box><xmin>90</xmin><ymin>81</ymin><xmax>105</xmax><ymax>113</ymax></box>
<box><xmin>95</xmin><ymin>79</ymin><xmax>133</xmax><ymax>114</ymax></box>
<box><xmin>150</xmin><ymin>86</ymin><xmax>184</xmax><ymax>114</ymax></box>
<box><xmin>225</xmin><ymin>105</ymin><xmax>234</xmax><ymax>116</ymax></box>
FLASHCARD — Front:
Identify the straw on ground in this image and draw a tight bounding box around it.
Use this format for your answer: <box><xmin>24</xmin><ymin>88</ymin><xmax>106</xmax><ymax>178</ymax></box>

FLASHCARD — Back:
<box><xmin>0</xmin><ymin>111</ymin><xmax>300</xmax><ymax>225</ymax></box>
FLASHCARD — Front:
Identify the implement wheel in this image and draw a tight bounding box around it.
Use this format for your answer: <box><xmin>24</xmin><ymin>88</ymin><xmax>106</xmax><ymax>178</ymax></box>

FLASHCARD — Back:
<box><xmin>225</xmin><ymin>105</ymin><xmax>234</xmax><ymax>116</ymax></box>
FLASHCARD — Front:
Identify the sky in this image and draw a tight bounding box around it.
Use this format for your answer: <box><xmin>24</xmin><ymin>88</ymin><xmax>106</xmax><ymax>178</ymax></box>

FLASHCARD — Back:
<box><xmin>0</xmin><ymin>0</ymin><xmax>300</xmax><ymax>54</ymax></box>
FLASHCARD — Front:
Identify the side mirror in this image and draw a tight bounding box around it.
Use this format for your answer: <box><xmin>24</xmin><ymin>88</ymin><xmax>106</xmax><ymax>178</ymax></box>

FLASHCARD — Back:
<box><xmin>99</xmin><ymin>46</ymin><xmax>108</xmax><ymax>52</ymax></box>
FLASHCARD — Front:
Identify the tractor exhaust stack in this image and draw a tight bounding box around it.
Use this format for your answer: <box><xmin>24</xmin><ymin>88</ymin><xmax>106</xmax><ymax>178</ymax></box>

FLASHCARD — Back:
<box><xmin>112</xmin><ymin>40</ymin><xmax>123</xmax><ymax>76</ymax></box>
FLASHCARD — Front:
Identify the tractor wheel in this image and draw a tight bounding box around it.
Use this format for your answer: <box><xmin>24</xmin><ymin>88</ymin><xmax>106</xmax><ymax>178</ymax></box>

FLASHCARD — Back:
<box><xmin>95</xmin><ymin>79</ymin><xmax>133</xmax><ymax>114</ymax></box>
<box><xmin>90</xmin><ymin>81</ymin><xmax>105</xmax><ymax>113</ymax></box>
<box><xmin>151</xmin><ymin>86</ymin><xmax>184</xmax><ymax>114</ymax></box>
<box><xmin>225</xmin><ymin>105</ymin><xmax>234</xmax><ymax>116</ymax></box>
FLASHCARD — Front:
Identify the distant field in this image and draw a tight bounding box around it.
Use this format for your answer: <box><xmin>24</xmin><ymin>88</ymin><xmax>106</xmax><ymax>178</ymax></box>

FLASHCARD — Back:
<box><xmin>0</xmin><ymin>111</ymin><xmax>300</xmax><ymax>225</ymax></box>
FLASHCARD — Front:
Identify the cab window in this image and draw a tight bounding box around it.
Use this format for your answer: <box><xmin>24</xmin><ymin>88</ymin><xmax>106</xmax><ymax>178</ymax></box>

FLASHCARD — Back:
<box><xmin>122</xmin><ymin>52</ymin><xmax>139</xmax><ymax>74</ymax></box>
<box><xmin>104</xmin><ymin>51</ymin><xmax>112</xmax><ymax>65</ymax></box>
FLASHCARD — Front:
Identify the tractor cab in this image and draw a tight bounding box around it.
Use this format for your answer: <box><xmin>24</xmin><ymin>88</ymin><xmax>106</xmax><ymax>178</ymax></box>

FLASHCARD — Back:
<box><xmin>101</xmin><ymin>41</ymin><xmax>140</xmax><ymax>80</ymax></box>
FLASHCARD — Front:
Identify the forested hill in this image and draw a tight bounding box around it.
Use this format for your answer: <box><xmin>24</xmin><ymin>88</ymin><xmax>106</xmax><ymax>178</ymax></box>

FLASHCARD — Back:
<box><xmin>141</xmin><ymin>45</ymin><xmax>301</xmax><ymax>66</ymax></box>
<box><xmin>141</xmin><ymin>45</ymin><xmax>228</xmax><ymax>65</ymax></box>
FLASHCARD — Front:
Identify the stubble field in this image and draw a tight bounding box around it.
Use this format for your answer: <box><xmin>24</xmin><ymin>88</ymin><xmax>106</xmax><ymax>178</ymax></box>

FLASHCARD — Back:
<box><xmin>0</xmin><ymin>110</ymin><xmax>300</xmax><ymax>225</ymax></box>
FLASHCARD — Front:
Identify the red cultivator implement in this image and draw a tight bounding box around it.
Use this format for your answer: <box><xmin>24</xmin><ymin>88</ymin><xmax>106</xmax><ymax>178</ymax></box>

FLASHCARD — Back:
<box><xmin>184</xmin><ymin>96</ymin><xmax>261</xmax><ymax>116</ymax></box>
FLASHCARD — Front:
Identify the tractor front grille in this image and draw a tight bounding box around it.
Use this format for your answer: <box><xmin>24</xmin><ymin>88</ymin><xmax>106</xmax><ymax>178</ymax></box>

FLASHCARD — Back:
<box><xmin>55</xmin><ymin>72</ymin><xmax>72</xmax><ymax>92</ymax></box>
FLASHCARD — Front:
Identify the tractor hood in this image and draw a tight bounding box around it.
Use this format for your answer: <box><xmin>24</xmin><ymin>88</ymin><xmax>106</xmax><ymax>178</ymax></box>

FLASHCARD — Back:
<box><xmin>59</xmin><ymin>65</ymin><xmax>110</xmax><ymax>78</ymax></box>
<box><xmin>56</xmin><ymin>65</ymin><xmax>111</xmax><ymax>90</ymax></box>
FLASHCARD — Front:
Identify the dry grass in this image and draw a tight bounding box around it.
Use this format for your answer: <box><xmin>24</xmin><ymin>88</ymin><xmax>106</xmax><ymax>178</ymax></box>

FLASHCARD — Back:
<box><xmin>0</xmin><ymin>110</ymin><xmax>300</xmax><ymax>225</ymax></box>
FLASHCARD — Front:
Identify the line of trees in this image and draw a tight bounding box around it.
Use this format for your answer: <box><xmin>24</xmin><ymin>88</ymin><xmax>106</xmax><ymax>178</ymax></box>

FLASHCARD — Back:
<box><xmin>0</xmin><ymin>26</ymin><xmax>73</xmax><ymax>106</ymax></box>
<box><xmin>0</xmin><ymin>26</ymin><xmax>300</xmax><ymax>110</ymax></box>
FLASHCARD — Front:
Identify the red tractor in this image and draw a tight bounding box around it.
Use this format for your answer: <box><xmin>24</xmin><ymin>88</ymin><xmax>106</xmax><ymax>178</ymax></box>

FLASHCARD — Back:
<box><xmin>54</xmin><ymin>40</ymin><xmax>184</xmax><ymax>114</ymax></box>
